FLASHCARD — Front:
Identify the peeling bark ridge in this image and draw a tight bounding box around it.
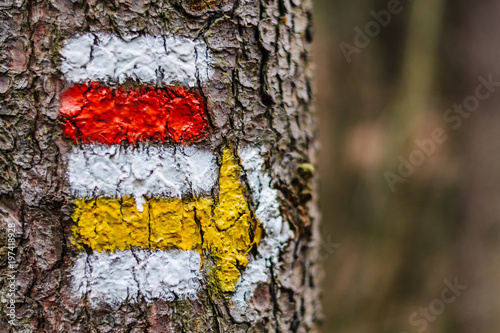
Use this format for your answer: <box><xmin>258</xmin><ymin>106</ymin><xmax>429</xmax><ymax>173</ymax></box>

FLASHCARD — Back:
<box><xmin>0</xmin><ymin>0</ymin><xmax>319</xmax><ymax>331</ymax></box>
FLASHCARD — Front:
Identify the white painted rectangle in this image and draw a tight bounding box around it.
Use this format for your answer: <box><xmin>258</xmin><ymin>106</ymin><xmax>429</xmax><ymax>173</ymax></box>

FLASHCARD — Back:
<box><xmin>60</xmin><ymin>33</ymin><xmax>213</xmax><ymax>86</ymax></box>
<box><xmin>71</xmin><ymin>249</ymin><xmax>202</xmax><ymax>307</ymax></box>
<box><xmin>67</xmin><ymin>144</ymin><xmax>218</xmax><ymax>211</ymax></box>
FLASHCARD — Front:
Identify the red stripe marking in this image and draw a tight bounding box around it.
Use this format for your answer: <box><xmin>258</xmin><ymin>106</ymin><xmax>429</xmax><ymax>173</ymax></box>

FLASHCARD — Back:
<box><xmin>59</xmin><ymin>83</ymin><xmax>211</xmax><ymax>145</ymax></box>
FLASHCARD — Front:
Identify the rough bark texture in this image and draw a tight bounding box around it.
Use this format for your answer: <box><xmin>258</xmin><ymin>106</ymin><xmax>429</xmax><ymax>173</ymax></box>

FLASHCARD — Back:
<box><xmin>0</xmin><ymin>0</ymin><xmax>320</xmax><ymax>332</ymax></box>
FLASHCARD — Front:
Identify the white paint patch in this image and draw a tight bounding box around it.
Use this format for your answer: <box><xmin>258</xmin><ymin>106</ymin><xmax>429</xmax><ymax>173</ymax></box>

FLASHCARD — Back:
<box><xmin>68</xmin><ymin>144</ymin><xmax>218</xmax><ymax>211</ymax></box>
<box><xmin>70</xmin><ymin>249</ymin><xmax>202</xmax><ymax>307</ymax></box>
<box><xmin>230</xmin><ymin>146</ymin><xmax>294</xmax><ymax>320</ymax></box>
<box><xmin>60</xmin><ymin>33</ymin><xmax>213</xmax><ymax>86</ymax></box>
<box><xmin>239</xmin><ymin>146</ymin><xmax>293</xmax><ymax>262</ymax></box>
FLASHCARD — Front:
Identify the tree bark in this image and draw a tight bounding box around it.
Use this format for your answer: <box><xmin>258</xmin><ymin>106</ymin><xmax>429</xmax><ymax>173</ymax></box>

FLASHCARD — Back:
<box><xmin>0</xmin><ymin>0</ymin><xmax>320</xmax><ymax>332</ymax></box>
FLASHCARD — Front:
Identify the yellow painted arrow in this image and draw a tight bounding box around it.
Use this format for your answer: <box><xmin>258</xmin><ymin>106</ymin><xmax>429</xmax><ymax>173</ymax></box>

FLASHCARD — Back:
<box><xmin>71</xmin><ymin>147</ymin><xmax>263</xmax><ymax>292</ymax></box>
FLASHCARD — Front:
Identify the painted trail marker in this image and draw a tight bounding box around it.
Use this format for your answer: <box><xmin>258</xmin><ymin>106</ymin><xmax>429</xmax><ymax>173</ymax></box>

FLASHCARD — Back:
<box><xmin>60</xmin><ymin>33</ymin><xmax>293</xmax><ymax>309</ymax></box>
<box><xmin>60</xmin><ymin>33</ymin><xmax>212</xmax><ymax>86</ymax></box>
<box><xmin>60</xmin><ymin>84</ymin><xmax>210</xmax><ymax>145</ymax></box>
<box><xmin>66</xmin><ymin>144</ymin><xmax>218</xmax><ymax>211</ymax></box>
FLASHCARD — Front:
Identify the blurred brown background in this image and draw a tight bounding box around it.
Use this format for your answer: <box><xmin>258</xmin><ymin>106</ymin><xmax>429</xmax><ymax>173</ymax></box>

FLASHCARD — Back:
<box><xmin>314</xmin><ymin>0</ymin><xmax>500</xmax><ymax>332</ymax></box>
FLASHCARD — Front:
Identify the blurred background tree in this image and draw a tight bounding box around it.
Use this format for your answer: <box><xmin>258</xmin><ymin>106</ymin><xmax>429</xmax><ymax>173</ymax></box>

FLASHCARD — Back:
<box><xmin>315</xmin><ymin>0</ymin><xmax>500</xmax><ymax>332</ymax></box>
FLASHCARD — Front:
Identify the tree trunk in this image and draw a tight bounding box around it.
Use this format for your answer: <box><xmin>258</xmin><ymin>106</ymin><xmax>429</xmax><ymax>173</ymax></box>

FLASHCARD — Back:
<box><xmin>0</xmin><ymin>0</ymin><xmax>320</xmax><ymax>332</ymax></box>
